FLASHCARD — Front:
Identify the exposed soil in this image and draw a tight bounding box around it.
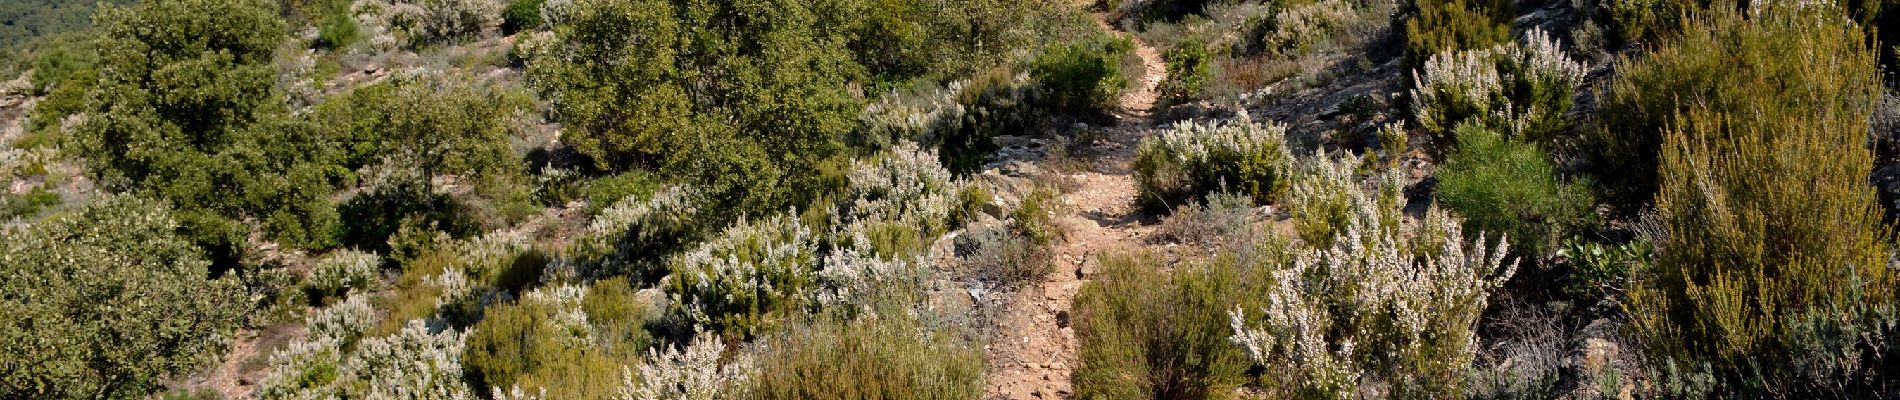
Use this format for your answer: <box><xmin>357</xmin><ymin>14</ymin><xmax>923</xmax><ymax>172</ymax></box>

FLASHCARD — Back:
<box><xmin>980</xmin><ymin>8</ymin><xmax>1166</xmax><ymax>399</ymax></box>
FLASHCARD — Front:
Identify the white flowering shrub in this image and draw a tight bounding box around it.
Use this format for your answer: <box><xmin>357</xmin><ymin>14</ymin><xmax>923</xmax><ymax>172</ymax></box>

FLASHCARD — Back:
<box><xmin>1285</xmin><ymin>153</ymin><xmax>1404</xmax><ymax>247</ymax></box>
<box><xmin>351</xmin><ymin>0</ymin><xmax>501</xmax><ymax>50</ymax></box>
<box><xmin>307</xmin><ymin>294</ymin><xmax>380</xmax><ymax>344</ymax></box>
<box><xmin>1231</xmin><ymin>159</ymin><xmax>1517</xmax><ymax>398</ymax></box>
<box><xmin>346</xmin><ymin>320</ymin><xmax>476</xmax><ymax>399</ymax></box>
<box><xmin>1133</xmin><ymin>110</ymin><xmax>1294</xmax><ymax>210</ymax></box>
<box><xmin>615</xmin><ymin>332</ymin><xmax>751</xmax><ymax>400</ymax></box>
<box><xmin>857</xmin><ymin>84</ymin><xmax>964</xmax><ymax>151</ymax></box>
<box><xmin>831</xmin><ymin>142</ymin><xmax>963</xmax><ymax>259</ymax></box>
<box><xmin>261</xmin><ymin>319</ymin><xmax>477</xmax><ymax>400</ymax></box>
<box><xmin>309</xmin><ymin>249</ymin><xmax>381</xmax><ymax>298</ymax></box>
<box><xmin>665</xmin><ymin>214</ymin><xmax>819</xmax><ymax>337</ymax></box>
<box><xmin>518</xmin><ymin>284</ymin><xmax>594</xmax><ymax>346</ymax></box>
<box><xmin>816</xmin><ymin>246</ymin><xmax>928</xmax><ymax>313</ymax></box>
<box><xmin>1411</xmin><ymin>28</ymin><xmax>1587</xmax><ymax>149</ymax></box>
<box><xmin>576</xmin><ymin>186</ymin><xmax>701</xmax><ymax>280</ymax></box>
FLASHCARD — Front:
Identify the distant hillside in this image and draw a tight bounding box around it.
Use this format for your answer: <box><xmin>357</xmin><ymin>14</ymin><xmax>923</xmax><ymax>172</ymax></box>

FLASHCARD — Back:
<box><xmin>0</xmin><ymin>0</ymin><xmax>133</xmax><ymax>51</ymax></box>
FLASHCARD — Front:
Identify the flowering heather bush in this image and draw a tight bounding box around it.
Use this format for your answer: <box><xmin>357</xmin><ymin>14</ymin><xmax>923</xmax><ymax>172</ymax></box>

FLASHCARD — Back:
<box><xmin>832</xmin><ymin>142</ymin><xmax>963</xmax><ymax>259</ymax></box>
<box><xmin>309</xmin><ymin>249</ymin><xmax>381</xmax><ymax>299</ymax></box>
<box><xmin>1231</xmin><ymin>177</ymin><xmax>1516</xmax><ymax>398</ymax></box>
<box><xmin>1134</xmin><ymin>111</ymin><xmax>1294</xmax><ymax>210</ymax></box>
<box><xmin>575</xmin><ymin>186</ymin><xmax>702</xmax><ymax>281</ymax></box>
<box><xmin>817</xmin><ymin>246</ymin><xmax>928</xmax><ymax>313</ymax></box>
<box><xmin>1411</xmin><ymin>28</ymin><xmax>1586</xmax><ymax>150</ymax></box>
<box><xmin>615</xmin><ymin>332</ymin><xmax>750</xmax><ymax>400</ymax></box>
<box><xmin>262</xmin><ymin>319</ymin><xmax>477</xmax><ymax>400</ymax></box>
<box><xmin>1285</xmin><ymin>153</ymin><xmax>1404</xmax><ymax>248</ymax></box>
<box><xmin>858</xmin><ymin>84</ymin><xmax>964</xmax><ymax>151</ymax></box>
<box><xmin>666</xmin><ymin>214</ymin><xmax>820</xmax><ymax>338</ymax></box>
<box><xmin>346</xmin><ymin>320</ymin><xmax>476</xmax><ymax>399</ymax></box>
<box><xmin>353</xmin><ymin>0</ymin><xmax>500</xmax><ymax>49</ymax></box>
<box><xmin>307</xmin><ymin>294</ymin><xmax>380</xmax><ymax>345</ymax></box>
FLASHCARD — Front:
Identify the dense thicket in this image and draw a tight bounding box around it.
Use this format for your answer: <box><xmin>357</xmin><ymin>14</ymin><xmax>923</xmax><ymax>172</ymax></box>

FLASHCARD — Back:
<box><xmin>1624</xmin><ymin>5</ymin><xmax>1900</xmax><ymax>396</ymax></box>
<box><xmin>70</xmin><ymin>0</ymin><xmax>342</xmax><ymax>261</ymax></box>
<box><xmin>0</xmin><ymin>0</ymin><xmax>132</xmax><ymax>51</ymax></box>
<box><xmin>0</xmin><ymin>196</ymin><xmax>246</xmax><ymax>399</ymax></box>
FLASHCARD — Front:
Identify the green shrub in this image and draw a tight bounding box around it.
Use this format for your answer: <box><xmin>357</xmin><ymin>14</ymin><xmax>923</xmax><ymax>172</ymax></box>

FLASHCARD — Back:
<box><xmin>314</xmin><ymin>0</ymin><xmax>359</xmax><ymax>50</ymax></box>
<box><xmin>750</xmin><ymin>315</ymin><xmax>984</xmax><ymax>400</ymax></box>
<box><xmin>1031</xmin><ymin>35</ymin><xmax>1132</xmax><ymax>114</ymax></box>
<box><xmin>1073</xmin><ymin>254</ymin><xmax>1253</xmax><ymax>400</ymax></box>
<box><xmin>1134</xmin><ymin>111</ymin><xmax>1293</xmax><ymax>210</ymax></box>
<box><xmin>1624</xmin><ymin>6</ymin><xmax>1899</xmax><ymax>396</ymax></box>
<box><xmin>584</xmin><ymin>170</ymin><xmax>661</xmax><ymax>214</ymax></box>
<box><xmin>0</xmin><ymin>186</ymin><xmax>60</xmax><ymax>219</ymax></box>
<box><xmin>1556</xmin><ymin>238</ymin><xmax>1650</xmax><ymax>299</ymax></box>
<box><xmin>501</xmin><ymin>0</ymin><xmax>545</xmax><ymax>34</ymax></box>
<box><xmin>1158</xmin><ymin>40</ymin><xmax>1212</xmax><ymax>106</ymax></box>
<box><xmin>26</xmin><ymin>36</ymin><xmax>95</xmax><ymax>94</ymax></box>
<box><xmin>573</xmin><ymin>186</ymin><xmax>703</xmax><ymax>281</ymax></box>
<box><xmin>1435</xmin><ymin>123</ymin><xmax>1594</xmax><ymax>258</ymax></box>
<box><xmin>0</xmin><ymin>196</ymin><xmax>246</xmax><ymax>398</ymax></box>
<box><xmin>1605</xmin><ymin>0</ymin><xmax>1688</xmax><ymax>46</ymax></box>
<box><xmin>527</xmin><ymin>0</ymin><xmax>856</xmax><ymax>215</ymax></box>
<box><xmin>1403</xmin><ymin>0</ymin><xmax>1511</xmax><ymax>71</ymax></box>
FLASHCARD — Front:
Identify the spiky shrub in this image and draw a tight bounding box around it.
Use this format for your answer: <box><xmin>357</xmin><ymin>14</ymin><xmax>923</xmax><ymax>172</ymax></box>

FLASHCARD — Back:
<box><xmin>1031</xmin><ymin>35</ymin><xmax>1133</xmax><ymax>114</ymax></box>
<box><xmin>749</xmin><ymin>315</ymin><xmax>983</xmax><ymax>400</ymax></box>
<box><xmin>1435</xmin><ymin>123</ymin><xmax>1594</xmax><ymax>258</ymax></box>
<box><xmin>1134</xmin><ymin>111</ymin><xmax>1294</xmax><ymax>210</ymax></box>
<box><xmin>309</xmin><ymin>249</ymin><xmax>382</xmax><ymax>300</ymax></box>
<box><xmin>261</xmin><ymin>318</ymin><xmax>478</xmax><ymax>400</ymax></box>
<box><xmin>1410</xmin><ymin>28</ymin><xmax>1586</xmax><ymax>151</ymax></box>
<box><xmin>1403</xmin><ymin>0</ymin><xmax>1511</xmax><ymax>71</ymax></box>
<box><xmin>1625</xmin><ymin>6</ymin><xmax>1899</xmax><ymax>395</ymax></box>
<box><xmin>1073</xmin><ymin>254</ymin><xmax>1254</xmax><ymax>400</ymax></box>
<box><xmin>666</xmin><ymin>214</ymin><xmax>820</xmax><ymax>338</ymax></box>
<box><xmin>1231</xmin><ymin>172</ymin><xmax>1517</xmax><ymax>399</ymax></box>
<box><xmin>1591</xmin><ymin>3</ymin><xmax>1867</xmax><ymax>208</ymax></box>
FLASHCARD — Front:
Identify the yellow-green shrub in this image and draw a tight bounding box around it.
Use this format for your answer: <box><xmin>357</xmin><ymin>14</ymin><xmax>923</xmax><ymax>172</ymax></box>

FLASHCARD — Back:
<box><xmin>1625</xmin><ymin>5</ymin><xmax>1898</xmax><ymax>395</ymax></box>
<box><xmin>1074</xmin><ymin>254</ymin><xmax>1254</xmax><ymax>400</ymax></box>
<box><xmin>749</xmin><ymin>315</ymin><xmax>983</xmax><ymax>400</ymax></box>
<box><xmin>1403</xmin><ymin>0</ymin><xmax>1511</xmax><ymax>71</ymax></box>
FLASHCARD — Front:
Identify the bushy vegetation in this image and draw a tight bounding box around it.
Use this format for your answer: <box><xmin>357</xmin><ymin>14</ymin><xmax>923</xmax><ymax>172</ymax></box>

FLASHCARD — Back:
<box><xmin>1030</xmin><ymin>35</ymin><xmax>1132</xmax><ymax>114</ymax></box>
<box><xmin>463</xmin><ymin>281</ymin><xmax>649</xmax><ymax>399</ymax></box>
<box><xmin>1073</xmin><ymin>254</ymin><xmax>1253</xmax><ymax>400</ymax></box>
<box><xmin>0</xmin><ymin>196</ymin><xmax>247</xmax><ymax>398</ymax></box>
<box><xmin>1134</xmin><ymin>111</ymin><xmax>1294</xmax><ymax>210</ymax></box>
<box><xmin>69</xmin><ymin>0</ymin><xmax>344</xmax><ymax>262</ymax></box>
<box><xmin>749</xmin><ymin>315</ymin><xmax>984</xmax><ymax>400</ymax></box>
<box><xmin>1624</xmin><ymin>5</ymin><xmax>1900</xmax><ymax>395</ymax></box>
<box><xmin>0</xmin><ymin>0</ymin><xmax>132</xmax><ymax>51</ymax></box>
<box><xmin>1435</xmin><ymin>123</ymin><xmax>1594</xmax><ymax>258</ymax></box>
<box><xmin>1403</xmin><ymin>0</ymin><xmax>1511</xmax><ymax>71</ymax></box>
<box><xmin>1410</xmin><ymin>28</ymin><xmax>1587</xmax><ymax>151</ymax></box>
<box><xmin>1157</xmin><ymin>40</ymin><xmax>1212</xmax><ymax>106</ymax></box>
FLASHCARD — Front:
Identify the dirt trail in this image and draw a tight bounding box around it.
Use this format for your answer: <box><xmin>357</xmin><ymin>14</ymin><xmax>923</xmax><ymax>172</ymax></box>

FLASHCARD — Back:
<box><xmin>982</xmin><ymin>10</ymin><xmax>1166</xmax><ymax>400</ymax></box>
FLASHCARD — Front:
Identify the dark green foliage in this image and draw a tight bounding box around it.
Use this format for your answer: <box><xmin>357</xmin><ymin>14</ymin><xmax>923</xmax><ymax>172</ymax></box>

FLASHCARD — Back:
<box><xmin>527</xmin><ymin>0</ymin><xmax>857</xmax><ymax>218</ymax></box>
<box><xmin>1435</xmin><ymin>123</ymin><xmax>1594</xmax><ymax>258</ymax></box>
<box><xmin>938</xmin><ymin>69</ymin><xmax>1042</xmax><ymax>175</ymax></box>
<box><xmin>750</xmin><ymin>315</ymin><xmax>984</xmax><ymax>400</ymax></box>
<box><xmin>314</xmin><ymin>0</ymin><xmax>360</xmax><ymax>50</ymax></box>
<box><xmin>0</xmin><ymin>196</ymin><xmax>246</xmax><ymax>398</ymax></box>
<box><xmin>316</xmin><ymin>75</ymin><xmax>528</xmax><ymax>191</ymax></box>
<box><xmin>337</xmin><ymin>178</ymin><xmax>479</xmax><ymax>253</ymax></box>
<box><xmin>1031</xmin><ymin>35</ymin><xmax>1132</xmax><ymax>114</ymax></box>
<box><xmin>24</xmin><ymin>66</ymin><xmax>92</xmax><ymax>140</ymax></box>
<box><xmin>71</xmin><ymin>0</ymin><xmax>343</xmax><ymax>255</ymax></box>
<box><xmin>501</xmin><ymin>0</ymin><xmax>546</xmax><ymax>34</ymax></box>
<box><xmin>1073</xmin><ymin>254</ymin><xmax>1252</xmax><ymax>400</ymax></box>
<box><xmin>1556</xmin><ymin>238</ymin><xmax>1649</xmax><ymax>298</ymax></box>
<box><xmin>584</xmin><ymin>170</ymin><xmax>661</xmax><ymax>214</ymax></box>
<box><xmin>848</xmin><ymin>0</ymin><xmax>1083</xmax><ymax>85</ymax></box>
<box><xmin>25</xmin><ymin>33</ymin><xmax>94</xmax><ymax>94</ymax></box>
<box><xmin>1158</xmin><ymin>40</ymin><xmax>1211</xmax><ymax>106</ymax></box>
<box><xmin>1404</xmin><ymin>0</ymin><xmax>1511</xmax><ymax>70</ymax></box>
<box><xmin>0</xmin><ymin>0</ymin><xmax>134</xmax><ymax>51</ymax></box>
<box><xmin>1624</xmin><ymin>6</ymin><xmax>1900</xmax><ymax>396</ymax></box>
